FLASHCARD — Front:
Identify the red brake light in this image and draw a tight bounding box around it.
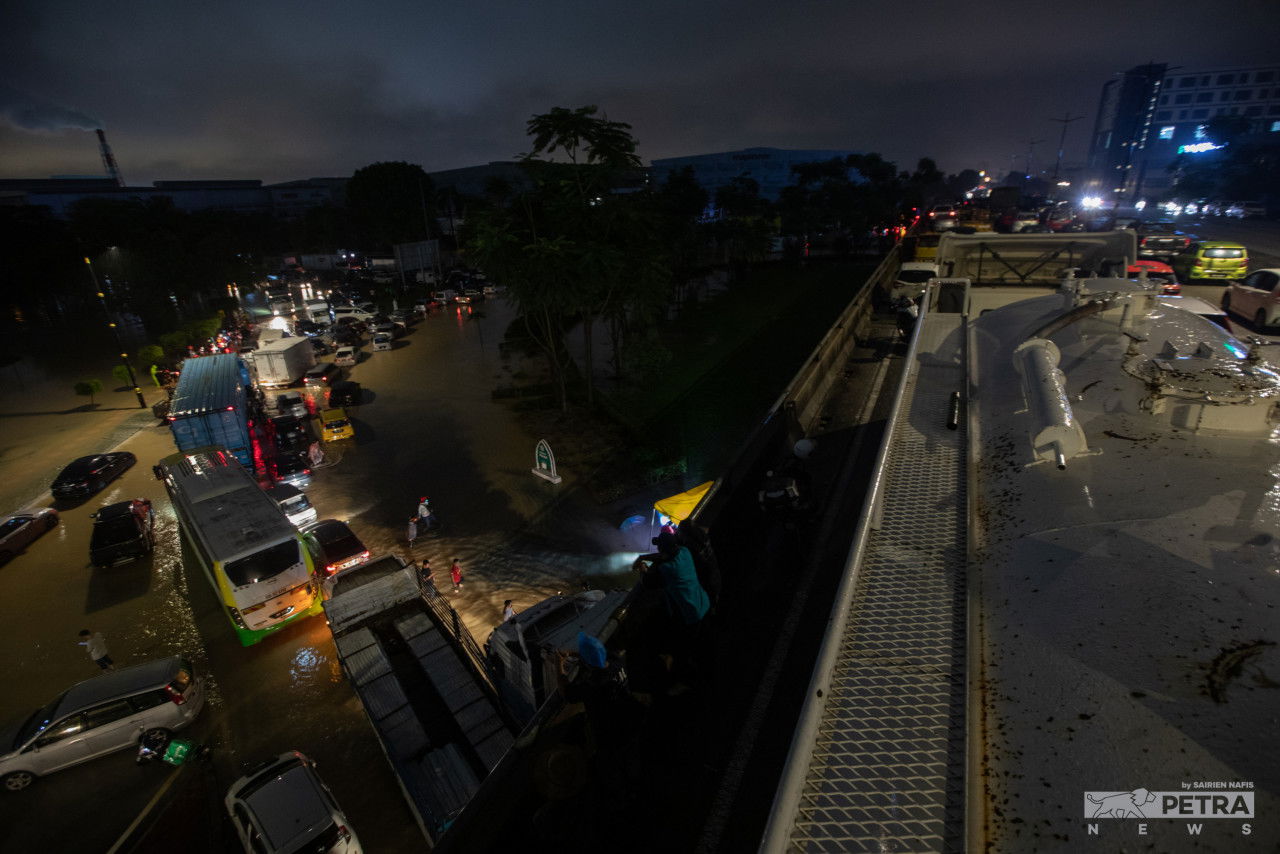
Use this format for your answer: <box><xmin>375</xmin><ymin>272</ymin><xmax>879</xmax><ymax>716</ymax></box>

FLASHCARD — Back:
<box><xmin>164</xmin><ymin>684</ymin><xmax>186</xmax><ymax>705</ymax></box>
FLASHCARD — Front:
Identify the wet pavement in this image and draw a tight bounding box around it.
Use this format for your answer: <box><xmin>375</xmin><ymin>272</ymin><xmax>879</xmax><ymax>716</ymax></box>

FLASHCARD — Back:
<box><xmin>0</xmin><ymin>297</ymin><xmax>635</xmax><ymax>853</ymax></box>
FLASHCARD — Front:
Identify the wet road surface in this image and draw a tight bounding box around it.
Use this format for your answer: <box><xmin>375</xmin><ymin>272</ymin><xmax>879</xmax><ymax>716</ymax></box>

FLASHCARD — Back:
<box><xmin>0</xmin><ymin>297</ymin><xmax>635</xmax><ymax>852</ymax></box>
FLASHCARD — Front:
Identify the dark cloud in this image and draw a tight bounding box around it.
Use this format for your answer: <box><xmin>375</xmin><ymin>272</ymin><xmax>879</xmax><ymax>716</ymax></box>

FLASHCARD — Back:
<box><xmin>0</xmin><ymin>85</ymin><xmax>101</xmax><ymax>132</ymax></box>
<box><xmin>1</xmin><ymin>0</ymin><xmax>1277</xmax><ymax>183</ymax></box>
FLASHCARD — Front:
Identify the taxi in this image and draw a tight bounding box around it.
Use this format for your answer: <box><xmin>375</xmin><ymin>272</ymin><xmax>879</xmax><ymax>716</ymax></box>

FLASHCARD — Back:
<box><xmin>320</xmin><ymin>408</ymin><xmax>355</xmax><ymax>442</ymax></box>
<box><xmin>1171</xmin><ymin>240</ymin><xmax>1248</xmax><ymax>282</ymax></box>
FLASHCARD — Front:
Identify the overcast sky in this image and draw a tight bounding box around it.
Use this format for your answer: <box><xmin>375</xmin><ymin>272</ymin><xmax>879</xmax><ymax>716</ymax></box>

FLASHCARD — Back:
<box><xmin>2</xmin><ymin>0</ymin><xmax>1276</xmax><ymax>186</ymax></box>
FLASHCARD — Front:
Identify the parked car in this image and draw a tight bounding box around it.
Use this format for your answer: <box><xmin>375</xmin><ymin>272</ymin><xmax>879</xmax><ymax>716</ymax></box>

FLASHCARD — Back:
<box><xmin>0</xmin><ymin>656</ymin><xmax>205</xmax><ymax>791</ymax></box>
<box><xmin>89</xmin><ymin>499</ymin><xmax>155</xmax><ymax>568</ymax></box>
<box><xmin>1126</xmin><ymin>260</ymin><xmax>1181</xmax><ymax>295</ymax></box>
<box><xmin>303</xmin><ymin>362</ymin><xmax>342</xmax><ymax>388</ymax></box>
<box><xmin>371</xmin><ymin>332</ymin><xmax>393</xmax><ymax>351</ymax></box>
<box><xmin>1171</xmin><ymin>241</ymin><xmax>1249</xmax><ymax>282</ymax></box>
<box><xmin>51</xmin><ymin>453</ymin><xmax>137</xmax><ymax>502</ymax></box>
<box><xmin>333</xmin><ymin>347</ymin><xmax>358</xmax><ymax>367</ymax></box>
<box><xmin>275</xmin><ymin>392</ymin><xmax>308</xmax><ymax>419</ymax></box>
<box><xmin>454</xmin><ymin>293</ymin><xmax>473</xmax><ymax>305</ymax></box>
<box><xmin>270</xmin><ymin>414</ymin><xmax>316</xmax><ymax>454</ymax></box>
<box><xmin>261</xmin><ymin>483</ymin><xmax>317</xmax><ymax>528</ymax></box>
<box><xmin>302</xmin><ymin>519</ymin><xmax>369</xmax><ymax>577</ymax></box>
<box><xmin>307</xmin><ymin>338</ymin><xmax>333</xmax><ymax>356</ymax></box>
<box><xmin>224</xmin><ymin>751</ymin><xmax>361</xmax><ymax>854</ymax></box>
<box><xmin>1221</xmin><ymin>269</ymin><xmax>1280</xmax><ymax>331</ymax></box>
<box><xmin>328</xmin><ymin>381</ymin><xmax>362</xmax><ymax>409</ymax></box>
<box><xmin>0</xmin><ymin>508</ymin><xmax>59</xmax><ymax>566</ymax></box>
<box><xmin>320</xmin><ymin>409</ymin><xmax>354</xmax><ymax>442</ymax></box>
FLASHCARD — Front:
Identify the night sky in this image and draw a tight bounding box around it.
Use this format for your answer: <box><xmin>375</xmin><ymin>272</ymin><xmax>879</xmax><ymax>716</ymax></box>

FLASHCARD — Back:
<box><xmin>2</xmin><ymin>0</ymin><xmax>1276</xmax><ymax>185</ymax></box>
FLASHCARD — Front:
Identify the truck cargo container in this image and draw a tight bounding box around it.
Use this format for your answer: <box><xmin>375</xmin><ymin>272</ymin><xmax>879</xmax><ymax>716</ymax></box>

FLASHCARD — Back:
<box><xmin>324</xmin><ymin>554</ymin><xmax>517</xmax><ymax>845</ymax></box>
<box><xmin>167</xmin><ymin>354</ymin><xmax>255</xmax><ymax>468</ymax></box>
<box><xmin>253</xmin><ymin>336</ymin><xmax>317</xmax><ymax>388</ymax></box>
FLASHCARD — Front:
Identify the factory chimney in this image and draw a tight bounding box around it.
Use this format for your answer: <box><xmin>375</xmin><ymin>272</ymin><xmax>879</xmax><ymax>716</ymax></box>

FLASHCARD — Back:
<box><xmin>95</xmin><ymin>129</ymin><xmax>125</xmax><ymax>187</ymax></box>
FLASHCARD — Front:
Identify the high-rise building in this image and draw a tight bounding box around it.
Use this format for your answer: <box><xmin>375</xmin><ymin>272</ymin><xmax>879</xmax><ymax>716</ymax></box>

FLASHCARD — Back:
<box><xmin>1088</xmin><ymin>62</ymin><xmax>1280</xmax><ymax>200</ymax></box>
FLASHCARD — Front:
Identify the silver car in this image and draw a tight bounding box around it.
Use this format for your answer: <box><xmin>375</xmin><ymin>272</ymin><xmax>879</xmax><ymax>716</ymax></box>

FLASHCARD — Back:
<box><xmin>0</xmin><ymin>656</ymin><xmax>205</xmax><ymax>791</ymax></box>
<box><xmin>225</xmin><ymin>751</ymin><xmax>362</xmax><ymax>853</ymax></box>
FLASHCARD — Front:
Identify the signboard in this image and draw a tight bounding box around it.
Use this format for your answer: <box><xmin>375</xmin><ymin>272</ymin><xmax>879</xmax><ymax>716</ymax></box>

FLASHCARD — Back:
<box><xmin>531</xmin><ymin>439</ymin><xmax>561</xmax><ymax>484</ymax></box>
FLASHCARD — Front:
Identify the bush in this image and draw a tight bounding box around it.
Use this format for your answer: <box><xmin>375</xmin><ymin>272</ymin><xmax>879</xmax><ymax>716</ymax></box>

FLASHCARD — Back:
<box><xmin>111</xmin><ymin>364</ymin><xmax>132</xmax><ymax>387</ymax></box>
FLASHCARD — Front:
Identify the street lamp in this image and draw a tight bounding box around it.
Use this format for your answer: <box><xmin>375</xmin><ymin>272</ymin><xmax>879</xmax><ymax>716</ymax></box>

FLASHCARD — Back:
<box><xmin>84</xmin><ymin>256</ymin><xmax>147</xmax><ymax>409</ymax></box>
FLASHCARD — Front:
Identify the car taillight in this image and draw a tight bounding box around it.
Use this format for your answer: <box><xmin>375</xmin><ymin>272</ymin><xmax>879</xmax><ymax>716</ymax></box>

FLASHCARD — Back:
<box><xmin>1140</xmin><ymin>237</ymin><xmax>1148</xmax><ymax>246</ymax></box>
<box><xmin>164</xmin><ymin>684</ymin><xmax>187</xmax><ymax>705</ymax></box>
<box><xmin>337</xmin><ymin>825</ymin><xmax>351</xmax><ymax>842</ymax></box>
<box><xmin>1181</xmin><ymin>238</ymin><xmax>1190</xmax><ymax>247</ymax></box>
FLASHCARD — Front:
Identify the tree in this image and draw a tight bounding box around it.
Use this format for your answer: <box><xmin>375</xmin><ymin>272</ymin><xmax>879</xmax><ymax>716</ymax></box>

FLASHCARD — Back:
<box><xmin>347</xmin><ymin>162</ymin><xmax>435</xmax><ymax>251</ymax></box>
<box><xmin>74</xmin><ymin>379</ymin><xmax>103</xmax><ymax>405</ymax></box>
<box><xmin>112</xmin><ymin>364</ymin><xmax>132</xmax><ymax>388</ymax></box>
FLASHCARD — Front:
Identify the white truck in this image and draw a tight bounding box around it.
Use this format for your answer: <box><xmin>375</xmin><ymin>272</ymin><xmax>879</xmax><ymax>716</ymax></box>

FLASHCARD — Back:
<box><xmin>253</xmin><ymin>336</ymin><xmax>317</xmax><ymax>388</ymax></box>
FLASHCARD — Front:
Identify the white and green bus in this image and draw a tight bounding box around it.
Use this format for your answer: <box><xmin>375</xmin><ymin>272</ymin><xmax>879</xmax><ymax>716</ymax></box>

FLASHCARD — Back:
<box><xmin>156</xmin><ymin>446</ymin><xmax>323</xmax><ymax>645</ymax></box>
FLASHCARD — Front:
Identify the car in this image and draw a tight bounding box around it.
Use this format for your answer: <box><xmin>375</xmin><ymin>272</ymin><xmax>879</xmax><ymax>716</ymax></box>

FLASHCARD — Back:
<box><xmin>1221</xmin><ymin>269</ymin><xmax>1280</xmax><ymax>331</ymax></box>
<box><xmin>51</xmin><ymin>452</ymin><xmax>137</xmax><ymax>502</ymax></box>
<box><xmin>0</xmin><ymin>656</ymin><xmax>205</xmax><ymax>792</ymax></box>
<box><xmin>89</xmin><ymin>499</ymin><xmax>155</xmax><ymax>568</ymax></box>
<box><xmin>454</xmin><ymin>293</ymin><xmax>473</xmax><ymax>305</ymax></box>
<box><xmin>371</xmin><ymin>332</ymin><xmax>393</xmax><ymax>351</ymax></box>
<box><xmin>371</xmin><ymin>321</ymin><xmax>399</xmax><ymax>339</ymax></box>
<box><xmin>319</xmin><ymin>408</ymin><xmax>354</xmax><ymax>442</ymax></box>
<box><xmin>330</xmin><ymin>325</ymin><xmax>361</xmax><ymax>347</ymax></box>
<box><xmin>1126</xmin><ymin>260</ymin><xmax>1180</xmax><ymax>295</ymax></box>
<box><xmin>333</xmin><ymin>347</ymin><xmax>358</xmax><ymax>367</ymax></box>
<box><xmin>327</xmin><ymin>381</ymin><xmax>361</xmax><ymax>409</ymax></box>
<box><xmin>482</xmin><ymin>285</ymin><xmax>497</xmax><ymax>296</ymax></box>
<box><xmin>1136</xmin><ymin>222</ymin><xmax>1192</xmax><ymax>259</ymax></box>
<box><xmin>303</xmin><ymin>362</ymin><xmax>342</xmax><ymax>387</ymax></box>
<box><xmin>462</xmin><ymin>287</ymin><xmax>483</xmax><ymax>301</ymax></box>
<box><xmin>224</xmin><ymin>751</ymin><xmax>361</xmax><ymax>854</ymax></box>
<box><xmin>890</xmin><ymin>261</ymin><xmax>938</xmax><ymax>300</ymax></box>
<box><xmin>307</xmin><ymin>338</ymin><xmax>333</xmax><ymax>356</ymax></box>
<box><xmin>273</xmin><ymin>451</ymin><xmax>313</xmax><ymax>489</ymax></box>
<box><xmin>270</xmin><ymin>414</ymin><xmax>316</xmax><ymax>454</ymax></box>
<box><xmin>0</xmin><ymin>508</ymin><xmax>59</xmax><ymax>566</ymax></box>
<box><xmin>302</xmin><ymin>519</ymin><xmax>369</xmax><ymax>576</ymax></box>
<box><xmin>275</xmin><ymin>392</ymin><xmax>308</xmax><ymax>419</ymax></box>
<box><xmin>388</xmin><ymin>311</ymin><xmax>413</xmax><ymax>329</ymax></box>
<box><xmin>1171</xmin><ymin>240</ymin><xmax>1249</xmax><ymax>282</ymax></box>
<box><xmin>261</xmin><ymin>483</ymin><xmax>317</xmax><ymax>528</ymax></box>
<box><xmin>996</xmin><ymin>209</ymin><xmax>1041</xmax><ymax>233</ymax></box>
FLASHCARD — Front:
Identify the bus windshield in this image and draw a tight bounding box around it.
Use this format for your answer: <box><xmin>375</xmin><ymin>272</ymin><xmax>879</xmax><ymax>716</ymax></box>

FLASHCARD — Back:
<box><xmin>226</xmin><ymin>540</ymin><xmax>300</xmax><ymax>586</ymax></box>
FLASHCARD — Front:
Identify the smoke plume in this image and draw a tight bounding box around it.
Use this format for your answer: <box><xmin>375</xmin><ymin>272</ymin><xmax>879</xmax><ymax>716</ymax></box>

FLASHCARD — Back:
<box><xmin>0</xmin><ymin>85</ymin><xmax>101</xmax><ymax>132</ymax></box>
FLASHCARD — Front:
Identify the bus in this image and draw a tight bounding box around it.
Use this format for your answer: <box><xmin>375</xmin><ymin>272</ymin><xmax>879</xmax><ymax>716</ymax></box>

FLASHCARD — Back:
<box><xmin>156</xmin><ymin>446</ymin><xmax>323</xmax><ymax>646</ymax></box>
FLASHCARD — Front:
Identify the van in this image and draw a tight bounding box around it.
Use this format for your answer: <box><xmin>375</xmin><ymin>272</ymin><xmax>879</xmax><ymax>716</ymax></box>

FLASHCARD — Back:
<box><xmin>332</xmin><ymin>306</ymin><xmax>373</xmax><ymax>323</ymax></box>
<box><xmin>1171</xmin><ymin>241</ymin><xmax>1248</xmax><ymax>282</ymax></box>
<box><xmin>0</xmin><ymin>656</ymin><xmax>205</xmax><ymax>791</ymax></box>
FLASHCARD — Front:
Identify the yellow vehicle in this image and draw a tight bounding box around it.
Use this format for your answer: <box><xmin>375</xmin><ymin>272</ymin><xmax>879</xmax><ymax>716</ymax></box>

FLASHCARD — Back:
<box><xmin>320</xmin><ymin>408</ymin><xmax>355</xmax><ymax>442</ymax></box>
<box><xmin>1171</xmin><ymin>240</ymin><xmax>1248</xmax><ymax>281</ymax></box>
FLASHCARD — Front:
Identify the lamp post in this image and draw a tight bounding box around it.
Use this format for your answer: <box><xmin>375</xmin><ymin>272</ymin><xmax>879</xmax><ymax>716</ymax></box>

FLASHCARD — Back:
<box><xmin>84</xmin><ymin>256</ymin><xmax>147</xmax><ymax>409</ymax></box>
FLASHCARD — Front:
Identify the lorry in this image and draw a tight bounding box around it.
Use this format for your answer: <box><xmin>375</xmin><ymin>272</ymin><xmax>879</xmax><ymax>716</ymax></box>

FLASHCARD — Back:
<box><xmin>167</xmin><ymin>354</ymin><xmax>255</xmax><ymax>468</ymax></box>
<box><xmin>252</xmin><ymin>336</ymin><xmax>316</xmax><ymax>389</ymax></box>
<box><xmin>324</xmin><ymin>554</ymin><xmax>518</xmax><ymax>845</ymax></box>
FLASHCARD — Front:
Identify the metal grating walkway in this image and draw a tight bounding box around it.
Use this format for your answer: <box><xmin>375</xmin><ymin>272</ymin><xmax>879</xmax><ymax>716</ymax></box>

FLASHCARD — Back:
<box><xmin>786</xmin><ymin>350</ymin><xmax>968</xmax><ymax>852</ymax></box>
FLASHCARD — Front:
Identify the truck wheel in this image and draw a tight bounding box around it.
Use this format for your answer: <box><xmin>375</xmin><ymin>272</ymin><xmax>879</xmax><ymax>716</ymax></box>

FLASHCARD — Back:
<box><xmin>2</xmin><ymin>770</ymin><xmax>35</xmax><ymax>792</ymax></box>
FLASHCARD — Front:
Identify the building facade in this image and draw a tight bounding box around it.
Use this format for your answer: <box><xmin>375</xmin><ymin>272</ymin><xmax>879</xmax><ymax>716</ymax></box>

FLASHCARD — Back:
<box><xmin>1088</xmin><ymin>62</ymin><xmax>1280</xmax><ymax>199</ymax></box>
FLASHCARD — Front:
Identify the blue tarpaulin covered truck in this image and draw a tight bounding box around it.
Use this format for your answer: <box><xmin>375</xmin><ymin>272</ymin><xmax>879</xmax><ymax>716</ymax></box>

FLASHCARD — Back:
<box><xmin>167</xmin><ymin>354</ymin><xmax>255</xmax><ymax>468</ymax></box>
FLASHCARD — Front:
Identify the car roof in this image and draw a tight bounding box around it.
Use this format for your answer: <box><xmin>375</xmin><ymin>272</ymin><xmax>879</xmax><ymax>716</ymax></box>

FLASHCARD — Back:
<box><xmin>303</xmin><ymin>518</ymin><xmax>354</xmax><ymax>540</ymax></box>
<box><xmin>94</xmin><ymin>500</ymin><xmax>142</xmax><ymax>521</ymax></box>
<box><xmin>55</xmin><ymin>657</ymin><xmax>184</xmax><ymax>718</ymax></box>
<box><xmin>262</xmin><ymin>483</ymin><xmax>303</xmax><ymax>501</ymax></box>
<box><xmin>305</xmin><ymin>362</ymin><xmax>335</xmax><ymax>374</ymax></box>
<box><xmin>320</xmin><ymin>408</ymin><xmax>347</xmax><ymax>421</ymax></box>
<box><xmin>1198</xmin><ymin>240</ymin><xmax>1246</xmax><ymax>248</ymax></box>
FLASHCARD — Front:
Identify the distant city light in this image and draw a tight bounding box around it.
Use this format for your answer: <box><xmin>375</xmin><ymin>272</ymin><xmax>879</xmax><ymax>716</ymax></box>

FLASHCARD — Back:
<box><xmin>1135</xmin><ymin>200</ymin><xmax>1148</xmax><ymax>211</ymax></box>
<box><xmin>1178</xmin><ymin>141</ymin><xmax>1223</xmax><ymax>154</ymax></box>
<box><xmin>1081</xmin><ymin>196</ymin><xmax>1103</xmax><ymax>209</ymax></box>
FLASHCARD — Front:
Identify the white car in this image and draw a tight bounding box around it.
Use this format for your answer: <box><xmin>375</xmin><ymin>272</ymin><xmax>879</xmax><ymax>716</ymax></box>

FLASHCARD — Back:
<box><xmin>1221</xmin><ymin>269</ymin><xmax>1280</xmax><ymax>331</ymax></box>
<box><xmin>275</xmin><ymin>392</ymin><xmax>308</xmax><ymax>418</ymax></box>
<box><xmin>371</xmin><ymin>332</ymin><xmax>393</xmax><ymax>351</ymax></box>
<box><xmin>225</xmin><ymin>751</ymin><xmax>361</xmax><ymax>853</ymax></box>
<box><xmin>333</xmin><ymin>347</ymin><xmax>358</xmax><ymax>367</ymax></box>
